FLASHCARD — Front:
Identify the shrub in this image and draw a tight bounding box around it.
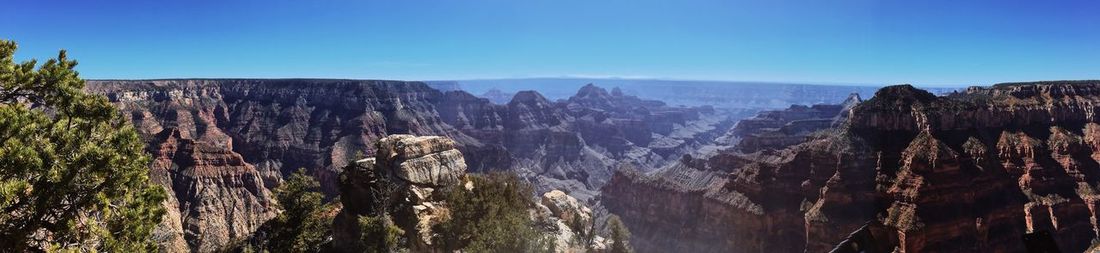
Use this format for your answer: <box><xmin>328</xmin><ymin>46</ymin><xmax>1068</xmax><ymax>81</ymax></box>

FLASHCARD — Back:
<box><xmin>251</xmin><ymin>169</ymin><xmax>334</xmax><ymax>253</ymax></box>
<box><xmin>608</xmin><ymin>215</ymin><xmax>633</xmax><ymax>253</ymax></box>
<box><xmin>433</xmin><ymin>173</ymin><xmax>555</xmax><ymax>252</ymax></box>
<box><xmin>358</xmin><ymin>214</ymin><xmax>404</xmax><ymax>253</ymax></box>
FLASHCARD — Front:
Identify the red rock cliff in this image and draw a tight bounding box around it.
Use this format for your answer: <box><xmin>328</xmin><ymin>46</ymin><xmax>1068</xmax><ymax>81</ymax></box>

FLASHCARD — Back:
<box><xmin>603</xmin><ymin>81</ymin><xmax>1100</xmax><ymax>253</ymax></box>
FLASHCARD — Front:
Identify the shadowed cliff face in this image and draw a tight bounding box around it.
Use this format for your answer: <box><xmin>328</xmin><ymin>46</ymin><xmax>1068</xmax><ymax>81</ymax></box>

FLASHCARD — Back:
<box><xmin>86</xmin><ymin>79</ymin><xmax>734</xmax><ymax>251</ymax></box>
<box><xmin>602</xmin><ymin>81</ymin><xmax>1100</xmax><ymax>253</ymax></box>
<box><xmin>731</xmin><ymin>93</ymin><xmax>861</xmax><ymax>153</ymax></box>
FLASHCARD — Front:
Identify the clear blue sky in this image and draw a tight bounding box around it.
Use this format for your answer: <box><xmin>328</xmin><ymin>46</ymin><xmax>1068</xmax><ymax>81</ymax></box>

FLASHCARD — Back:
<box><xmin>2</xmin><ymin>0</ymin><xmax>1098</xmax><ymax>87</ymax></box>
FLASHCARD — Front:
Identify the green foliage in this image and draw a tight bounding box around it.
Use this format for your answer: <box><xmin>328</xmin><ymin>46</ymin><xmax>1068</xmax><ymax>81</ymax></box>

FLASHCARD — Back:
<box><xmin>358</xmin><ymin>214</ymin><xmax>404</xmax><ymax>253</ymax></box>
<box><xmin>608</xmin><ymin>215</ymin><xmax>633</xmax><ymax>253</ymax></box>
<box><xmin>260</xmin><ymin>169</ymin><xmax>333</xmax><ymax>253</ymax></box>
<box><xmin>0</xmin><ymin>39</ymin><xmax>167</xmax><ymax>251</ymax></box>
<box><xmin>434</xmin><ymin>173</ymin><xmax>555</xmax><ymax>252</ymax></box>
<box><xmin>570</xmin><ymin>213</ymin><xmax>595</xmax><ymax>249</ymax></box>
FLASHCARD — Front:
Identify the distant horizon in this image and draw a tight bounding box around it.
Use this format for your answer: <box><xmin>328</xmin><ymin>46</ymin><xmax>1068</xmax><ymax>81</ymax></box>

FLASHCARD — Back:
<box><xmin>85</xmin><ymin>76</ymin><xmax>892</xmax><ymax>86</ymax></box>
<box><xmin>69</xmin><ymin>74</ymin><xmax>1099</xmax><ymax>89</ymax></box>
<box><xmin>82</xmin><ymin>76</ymin><xmax>951</xmax><ymax>88</ymax></box>
<box><xmin>86</xmin><ymin>75</ymin><xmax>1100</xmax><ymax>89</ymax></box>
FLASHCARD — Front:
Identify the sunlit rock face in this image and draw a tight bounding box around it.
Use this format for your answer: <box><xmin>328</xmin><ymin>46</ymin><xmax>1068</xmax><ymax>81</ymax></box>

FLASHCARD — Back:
<box><xmin>376</xmin><ymin>135</ymin><xmax>467</xmax><ymax>186</ymax></box>
<box><xmin>602</xmin><ymin>81</ymin><xmax>1100</xmax><ymax>253</ymax></box>
<box><xmin>332</xmin><ymin>134</ymin><xmax>469</xmax><ymax>252</ymax></box>
<box><xmin>87</xmin><ymin>79</ymin><xmax>734</xmax><ymax>251</ymax></box>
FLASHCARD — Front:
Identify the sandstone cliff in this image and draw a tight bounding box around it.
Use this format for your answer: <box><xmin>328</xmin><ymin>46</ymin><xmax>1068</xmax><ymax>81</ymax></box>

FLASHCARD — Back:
<box><xmin>602</xmin><ymin>81</ymin><xmax>1100</xmax><ymax>252</ymax></box>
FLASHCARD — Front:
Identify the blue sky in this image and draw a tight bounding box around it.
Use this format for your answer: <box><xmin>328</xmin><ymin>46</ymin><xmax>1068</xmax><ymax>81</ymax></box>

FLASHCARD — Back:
<box><xmin>2</xmin><ymin>0</ymin><xmax>1098</xmax><ymax>87</ymax></box>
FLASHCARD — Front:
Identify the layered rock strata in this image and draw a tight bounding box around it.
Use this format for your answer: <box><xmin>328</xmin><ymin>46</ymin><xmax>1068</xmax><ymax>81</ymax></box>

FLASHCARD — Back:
<box><xmin>87</xmin><ymin>79</ymin><xmax>734</xmax><ymax>251</ymax></box>
<box><xmin>731</xmin><ymin>93</ymin><xmax>860</xmax><ymax>152</ymax></box>
<box><xmin>333</xmin><ymin>135</ymin><xmax>468</xmax><ymax>252</ymax></box>
<box><xmin>602</xmin><ymin>81</ymin><xmax>1100</xmax><ymax>252</ymax></box>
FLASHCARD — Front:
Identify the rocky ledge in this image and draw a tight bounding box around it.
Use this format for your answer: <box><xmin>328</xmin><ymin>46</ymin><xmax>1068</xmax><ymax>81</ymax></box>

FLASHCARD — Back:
<box><xmin>333</xmin><ymin>135</ymin><xmax>468</xmax><ymax>251</ymax></box>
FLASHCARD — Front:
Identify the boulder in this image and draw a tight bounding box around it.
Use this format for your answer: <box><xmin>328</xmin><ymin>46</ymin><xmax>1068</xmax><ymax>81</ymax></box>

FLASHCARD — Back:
<box><xmin>395</xmin><ymin>149</ymin><xmax>467</xmax><ymax>186</ymax></box>
<box><xmin>541</xmin><ymin>190</ymin><xmax>592</xmax><ymax>226</ymax></box>
<box><xmin>393</xmin><ymin>135</ymin><xmax>457</xmax><ymax>159</ymax></box>
<box><xmin>375</xmin><ymin>135</ymin><xmax>468</xmax><ymax>186</ymax></box>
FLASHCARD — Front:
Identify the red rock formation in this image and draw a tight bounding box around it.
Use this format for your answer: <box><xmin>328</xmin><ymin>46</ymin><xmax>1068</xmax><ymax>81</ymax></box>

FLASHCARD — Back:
<box><xmin>602</xmin><ymin>81</ymin><xmax>1100</xmax><ymax>253</ymax></box>
<box><xmin>119</xmin><ymin>86</ymin><xmax>276</xmax><ymax>252</ymax></box>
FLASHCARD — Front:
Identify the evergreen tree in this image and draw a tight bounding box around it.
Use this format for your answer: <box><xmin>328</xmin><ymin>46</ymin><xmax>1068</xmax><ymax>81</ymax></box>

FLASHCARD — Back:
<box><xmin>608</xmin><ymin>215</ymin><xmax>633</xmax><ymax>253</ymax></box>
<box><xmin>358</xmin><ymin>214</ymin><xmax>404</xmax><ymax>253</ymax></box>
<box><xmin>264</xmin><ymin>169</ymin><xmax>332</xmax><ymax>253</ymax></box>
<box><xmin>434</xmin><ymin>173</ymin><xmax>555</xmax><ymax>252</ymax></box>
<box><xmin>0</xmin><ymin>39</ymin><xmax>167</xmax><ymax>251</ymax></box>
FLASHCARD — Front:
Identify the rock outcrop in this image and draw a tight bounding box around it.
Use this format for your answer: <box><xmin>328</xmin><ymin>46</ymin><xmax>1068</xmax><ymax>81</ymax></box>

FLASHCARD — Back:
<box><xmin>333</xmin><ymin>135</ymin><xmax>468</xmax><ymax>252</ymax></box>
<box><xmin>377</xmin><ymin>135</ymin><xmax>467</xmax><ymax>187</ymax></box>
<box><xmin>542</xmin><ymin>190</ymin><xmax>593</xmax><ymax>226</ymax></box>
<box><xmin>334</xmin><ymin>135</ymin><xmax>603</xmax><ymax>252</ymax></box>
<box><xmin>536</xmin><ymin>190</ymin><xmax>605</xmax><ymax>252</ymax></box>
<box><xmin>602</xmin><ymin>81</ymin><xmax>1100</xmax><ymax>253</ymax></box>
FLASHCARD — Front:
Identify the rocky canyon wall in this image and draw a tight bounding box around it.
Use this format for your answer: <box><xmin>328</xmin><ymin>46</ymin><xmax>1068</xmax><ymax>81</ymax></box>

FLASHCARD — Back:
<box><xmin>602</xmin><ymin>81</ymin><xmax>1100</xmax><ymax>253</ymax></box>
<box><xmin>86</xmin><ymin>79</ymin><xmax>733</xmax><ymax>251</ymax></box>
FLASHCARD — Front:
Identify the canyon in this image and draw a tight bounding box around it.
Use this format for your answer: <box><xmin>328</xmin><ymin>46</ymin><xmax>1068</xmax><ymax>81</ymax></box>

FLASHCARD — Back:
<box><xmin>85</xmin><ymin>79</ymin><xmax>754</xmax><ymax>252</ymax></box>
<box><xmin>602</xmin><ymin>81</ymin><xmax>1100</xmax><ymax>252</ymax></box>
<box><xmin>84</xmin><ymin>77</ymin><xmax>1088</xmax><ymax>253</ymax></box>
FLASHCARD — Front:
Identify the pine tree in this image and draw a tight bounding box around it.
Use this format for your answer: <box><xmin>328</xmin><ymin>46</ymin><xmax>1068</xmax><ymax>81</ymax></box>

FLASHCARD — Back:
<box><xmin>434</xmin><ymin>173</ymin><xmax>555</xmax><ymax>252</ymax></box>
<box><xmin>608</xmin><ymin>215</ymin><xmax>633</xmax><ymax>253</ymax></box>
<box><xmin>264</xmin><ymin>169</ymin><xmax>332</xmax><ymax>253</ymax></box>
<box><xmin>358</xmin><ymin>214</ymin><xmax>404</xmax><ymax>253</ymax></box>
<box><xmin>0</xmin><ymin>39</ymin><xmax>167</xmax><ymax>251</ymax></box>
